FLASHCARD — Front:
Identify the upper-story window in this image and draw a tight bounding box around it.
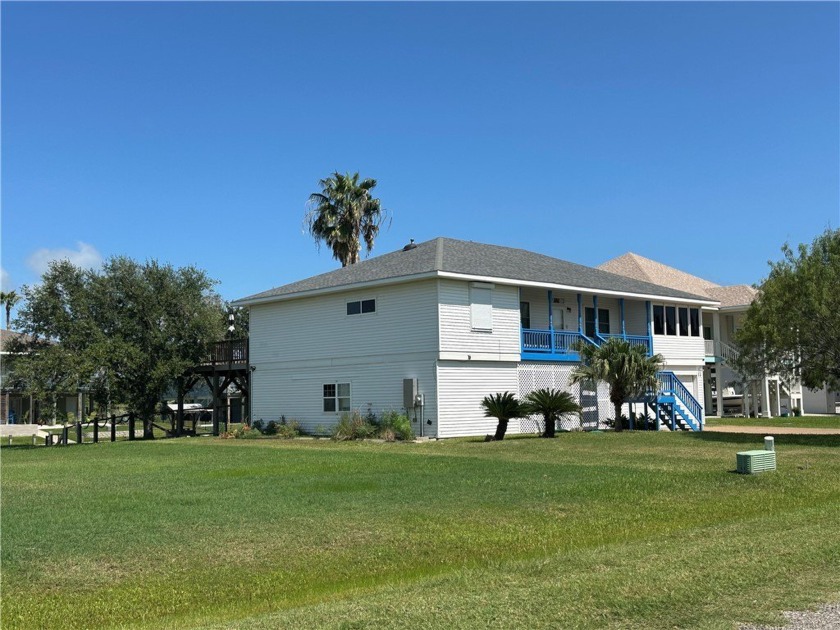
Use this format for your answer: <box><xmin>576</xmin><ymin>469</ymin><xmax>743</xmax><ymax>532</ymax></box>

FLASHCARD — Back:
<box><xmin>520</xmin><ymin>302</ymin><xmax>531</xmax><ymax>329</ymax></box>
<box><xmin>470</xmin><ymin>283</ymin><xmax>493</xmax><ymax>332</ymax></box>
<box><xmin>584</xmin><ymin>307</ymin><xmax>610</xmax><ymax>337</ymax></box>
<box><xmin>653</xmin><ymin>304</ymin><xmax>701</xmax><ymax>337</ymax></box>
<box><xmin>347</xmin><ymin>299</ymin><xmax>376</xmax><ymax>316</ymax></box>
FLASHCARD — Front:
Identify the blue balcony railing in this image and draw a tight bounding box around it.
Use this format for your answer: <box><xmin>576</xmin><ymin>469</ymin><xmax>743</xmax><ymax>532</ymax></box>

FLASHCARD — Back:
<box><xmin>522</xmin><ymin>329</ymin><xmax>652</xmax><ymax>361</ymax></box>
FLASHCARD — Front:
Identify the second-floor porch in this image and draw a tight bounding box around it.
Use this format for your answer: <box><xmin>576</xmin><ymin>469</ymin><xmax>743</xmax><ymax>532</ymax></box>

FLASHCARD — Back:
<box><xmin>519</xmin><ymin>288</ymin><xmax>653</xmax><ymax>362</ymax></box>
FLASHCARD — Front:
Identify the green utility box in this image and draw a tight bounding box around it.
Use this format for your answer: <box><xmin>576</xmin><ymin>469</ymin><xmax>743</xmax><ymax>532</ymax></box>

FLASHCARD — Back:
<box><xmin>736</xmin><ymin>450</ymin><xmax>777</xmax><ymax>474</ymax></box>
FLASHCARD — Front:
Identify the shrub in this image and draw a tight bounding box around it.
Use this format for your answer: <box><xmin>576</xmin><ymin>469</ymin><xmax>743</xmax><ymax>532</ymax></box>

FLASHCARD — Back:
<box><xmin>276</xmin><ymin>419</ymin><xmax>301</xmax><ymax>439</ymax></box>
<box><xmin>332</xmin><ymin>411</ymin><xmax>378</xmax><ymax>441</ymax></box>
<box><xmin>378</xmin><ymin>409</ymin><xmax>415</xmax><ymax>441</ymax></box>
<box><xmin>251</xmin><ymin>419</ymin><xmax>264</xmax><ymax>433</ymax></box>
<box><xmin>263</xmin><ymin>421</ymin><xmax>278</xmax><ymax>436</ymax></box>
<box><xmin>221</xmin><ymin>424</ymin><xmax>260</xmax><ymax>439</ymax></box>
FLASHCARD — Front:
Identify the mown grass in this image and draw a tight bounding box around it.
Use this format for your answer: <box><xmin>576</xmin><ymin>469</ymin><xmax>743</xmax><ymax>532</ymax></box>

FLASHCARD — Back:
<box><xmin>707</xmin><ymin>415</ymin><xmax>840</xmax><ymax>429</ymax></box>
<box><xmin>2</xmin><ymin>433</ymin><xmax>839</xmax><ymax>629</ymax></box>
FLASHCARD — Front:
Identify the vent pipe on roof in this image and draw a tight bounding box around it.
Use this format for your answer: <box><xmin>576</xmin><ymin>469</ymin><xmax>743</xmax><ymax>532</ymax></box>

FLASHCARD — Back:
<box><xmin>403</xmin><ymin>239</ymin><xmax>417</xmax><ymax>251</ymax></box>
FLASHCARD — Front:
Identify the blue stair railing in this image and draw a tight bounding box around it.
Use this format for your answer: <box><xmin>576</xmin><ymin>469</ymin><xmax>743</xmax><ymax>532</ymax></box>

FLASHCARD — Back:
<box><xmin>656</xmin><ymin>371</ymin><xmax>703</xmax><ymax>431</ymax></box>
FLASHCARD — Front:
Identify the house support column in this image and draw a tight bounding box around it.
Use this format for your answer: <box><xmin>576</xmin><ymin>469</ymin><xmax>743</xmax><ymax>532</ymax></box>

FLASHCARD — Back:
<box><xmin>762</xmin><ymin>377</ymin><xmax>771</xmax><ymax>418</ymax></box>
<box><xmin>577</xmin><ymin>294</ymin><xmax>583</xmax><ymax>334</ymax></box>
<box><xmin>593</xmin><ymin>295</ymin><xmax>599</xmax><ymax>337</ymax></box>
<box><xmin>712</xmin><ymin>312</ymin><xmax>724</xmax><ymax>416</ymax></box>
<box><xmin>774</xmin><ymin>380</ymin><xmax>782</xmax><ymax>417</ymax></box>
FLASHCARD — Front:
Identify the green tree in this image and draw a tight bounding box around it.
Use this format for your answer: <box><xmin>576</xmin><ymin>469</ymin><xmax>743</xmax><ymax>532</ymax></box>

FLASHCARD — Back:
<box><xmin>522</xmin><ymin>388</ymin><xmax>582</xmax><ymax>438</ymax></box>
<box><xmin>480</xmin><ymin>392</ymin><xmax>527</xmax><ymax>441</ymax></box>
<box><xmin>11</xmin><ymin>258</ymin><xmax>226</xmax><ymax>434</ymax></box>
<box><xmin>305</xmin><ymin>171</ymin><xmax>388</xmax><ymax>267</ymax></box>
<box><xmin>570</xmin><ymin>338</ymin><xmax>663</xmax><ymax>431</ymax></box>
<box><xmin>735</xmin><ymin>228</ymin><xmax>840</xmax><ymax>390</ymax></box>
<box><xmin>1</xmin><ymin>290</ymin><xmax>20</xmax><ymax>329</ymax></box>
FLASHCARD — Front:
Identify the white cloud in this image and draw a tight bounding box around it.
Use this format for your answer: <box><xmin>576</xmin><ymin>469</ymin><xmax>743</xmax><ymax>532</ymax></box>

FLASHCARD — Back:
<box><xmin>26</xmin><ymin>242</ymin><xmax>103</xmax><ymax>276</ymax></box>
<box><xmin>0</xmin><ymin>267</ymin><xmax>10</xmax><ymax>291</ymax></box>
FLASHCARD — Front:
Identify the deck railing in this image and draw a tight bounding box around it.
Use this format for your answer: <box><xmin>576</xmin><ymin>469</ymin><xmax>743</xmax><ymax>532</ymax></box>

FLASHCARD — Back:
<box><xmin>208</xmin><ymin>339</ymin><xmax>248</xmax><ymax>365</ymax></box>
<box><xmin>521</xmin><ymin>329</ymin><xmax>589</xmax><ymax>355</ymax></box>
<box><xmin>522</xmin><ymin>329</ymin><xmax>652</xmax><ymax>358</ymax></box>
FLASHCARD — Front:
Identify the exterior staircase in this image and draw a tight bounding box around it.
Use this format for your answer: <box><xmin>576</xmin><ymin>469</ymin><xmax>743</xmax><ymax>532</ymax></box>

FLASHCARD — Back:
<box><xmin>633</xmin><ymin>371</ymin><xmax>704</xmax><ymax>431</ymax></box>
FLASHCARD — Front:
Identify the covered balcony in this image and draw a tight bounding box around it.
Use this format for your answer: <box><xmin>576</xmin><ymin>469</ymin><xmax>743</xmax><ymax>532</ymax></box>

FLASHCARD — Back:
<box><xmin>519</xmin><ymin>288</ymin><xmax>653</xmax><ymax>362</ymax></box>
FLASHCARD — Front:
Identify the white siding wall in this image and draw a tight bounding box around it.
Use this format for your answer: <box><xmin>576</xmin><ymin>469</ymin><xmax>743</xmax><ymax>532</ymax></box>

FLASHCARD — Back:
<box><xmin>249</xmin><ymin>280</ymin><xmax>441</xmax><ymax>435</ymax></box>
<box><xmin>623</xmin><ymin>300</ymin><xmax>649</xmax><ymax>337</ymax></box>
<box><xmin>250</xmin><ymin>279</ymin><xmax>439</xmax><ymax>364</ymax></box>
<box><xmin>436</xmin><ymin>361</ymin><xmax>519</xmax><ymax>438</ymax></box>
<box><xmin>438</xmin><ymin>280</ymin><xmax>520</xmax><ymax>360</ymax></box>
<box><xmin>252</xmin><ymin>357</ymin><xmax>438</xmax><ymax>436</ymax></box>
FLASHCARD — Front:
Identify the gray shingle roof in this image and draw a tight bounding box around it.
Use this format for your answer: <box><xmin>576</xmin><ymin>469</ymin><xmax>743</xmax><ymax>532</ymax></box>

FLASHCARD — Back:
<box><xmin>236</xmin><ymin>238</ymin><xmax>715</xmax><ymax>304</ymax></box>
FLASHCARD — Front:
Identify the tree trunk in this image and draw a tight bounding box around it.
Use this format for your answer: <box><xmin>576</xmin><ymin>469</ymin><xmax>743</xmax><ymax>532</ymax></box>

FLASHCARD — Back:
<box><xmin>493</xmin><ymin>419</ymin><xmax>509</xmax><ymax>441</ymax></box>
<box><xmin>613</xmin><ymin>401</ymin><xmax>624</xmax><ymax>432</ymax></box>
<box><xmin>543</xmin><ymin>413</ymin><xmax>556</xmax><ymax>438</ymax></box>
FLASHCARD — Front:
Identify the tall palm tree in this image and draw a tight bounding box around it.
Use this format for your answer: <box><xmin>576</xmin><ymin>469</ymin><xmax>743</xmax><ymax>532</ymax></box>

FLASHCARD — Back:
<box><xmin>522</xmin><ymin>388</ymin><xmax>582</xmax><ymax>438</ymax></box>
<box><xmin>0</xmin><ymin>290</ymin><xmax>20</xmax><ymax>330</ymax></box>
<box><xmin>481</xmin><ymin>391</ymin><xmax>527</xmax><ymax>441</ymax></box>
<box><xmin>570</xmin><ymin>338</ymin><xmax>663</xmax><ymax>431</ymax></box>
<box><xmin>305</xmin><ymin>172</ymin><xmax>388</xmax><ymax>267</ymax></box>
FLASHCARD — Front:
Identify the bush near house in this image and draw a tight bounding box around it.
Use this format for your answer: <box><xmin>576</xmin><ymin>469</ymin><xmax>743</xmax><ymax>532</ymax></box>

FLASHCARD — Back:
<box><xmin>332</xmin><ymin>410</ymin><xmax>415</xmax><ymax>441</ymax></box>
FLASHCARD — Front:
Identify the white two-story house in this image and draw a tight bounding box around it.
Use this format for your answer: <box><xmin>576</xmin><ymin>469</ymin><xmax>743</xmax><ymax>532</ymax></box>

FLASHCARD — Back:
<box><xmin>235</xmin><ymin>238</ymin><xmax>718</xmax><ymax>438</ymax></box>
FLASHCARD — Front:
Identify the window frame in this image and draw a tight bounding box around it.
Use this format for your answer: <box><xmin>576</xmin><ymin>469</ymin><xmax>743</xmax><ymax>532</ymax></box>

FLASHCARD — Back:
<box><xmin>346</xmin><ymin>298</ymin><xmax>376</xmax><ymax>317</ymax></box>
<box><xmin>470</xmin><ymin>283</ymin><xmax>493</xmax><ymax>332</ymax></box>
<box><xmin>665</xmin><ymin>306</ymin><xmax>677</xmax><ymax>336</ymax></box>
<box><xmin>520</xmin><ymin>301</ymin><xmax>531</xmax><ymax>329</ymax></box>
<box><xmin>323</xmin><ymin>382</ymin><xmax>351</xmax><ymax>413</ymax></box>
<box><xmin>678</xmin><ymin>307</ymin><xmax>689</xmax><ymax>337</ymax></box>
<box><xmin>653</xmin><ymin>305</ymin><xmax>665</xmax><ymax>335</ymax></box>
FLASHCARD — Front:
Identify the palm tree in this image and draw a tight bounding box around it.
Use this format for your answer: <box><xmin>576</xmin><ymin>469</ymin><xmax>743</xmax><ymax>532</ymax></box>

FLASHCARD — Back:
<box><xmin>305</xmin><ymin>172</ymin><xmax>388</xmax><ymax>267</ymax></box>
<box><xmin>522</xmin><ymin>388</ymin><xmax>582</xmax><ymax>438</ymax></box>
<box><xmin>570</xmin><ymin>338</ymin><xmax>663</xmax><ymax>432</ymax></box>
<box><xmin>0</xmin><ymin>290</ymin><xmax>20</xmax><ymax>330</ymax></box>
<box><xmin>480</xmin><ymin>392</ymin><xmax>526</xmax><ymax>441</ymax></box>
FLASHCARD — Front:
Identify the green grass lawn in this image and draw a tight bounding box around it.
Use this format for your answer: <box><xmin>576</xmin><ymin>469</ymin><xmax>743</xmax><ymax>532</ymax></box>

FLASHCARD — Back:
<box><xmin>2</xmin><ymin>433</ymin><xmax>839</xmax><ymax>630</ymax></box>
<box><xmin>707</xmin><ymin>415</ymin><xmax>840</xmax><ymax>429</ymax></box>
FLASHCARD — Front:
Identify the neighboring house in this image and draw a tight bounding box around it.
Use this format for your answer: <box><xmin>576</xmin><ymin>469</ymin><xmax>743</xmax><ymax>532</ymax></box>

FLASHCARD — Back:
<box><xmin>0</xmin><ymin>329</ymin><xmax>80</xmax><ymax>424</ymax></box>
<box><xmin>234</xmin><ymin>238</ymin><xmax>717</xmax><ymax>438</ymax></box>
<box><xmin>598</xmin><ymin>252</ymin><xmax>837</xmax><ymax>417</ymax></box>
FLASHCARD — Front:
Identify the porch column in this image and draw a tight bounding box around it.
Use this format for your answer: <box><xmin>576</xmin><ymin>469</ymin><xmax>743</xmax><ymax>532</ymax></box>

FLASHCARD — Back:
<box><xmin>713</xmin><ymin>313</ymin><xmax>724</xmax><ymax>415</ymax></box>
<box><xmin>593</xmin><ymin>295</ymin><xmax>599</xmax><ymax>337</ymax></box>
<box><xmin>762</xmin><ymin>377</ymin><xmax>771</xmax><ymax>418</ymax></box>
<box><xmin>577</xmin><ymin>294</ymin><xmax>583</xmax><ymax>334</ymax></box>
<box><xmin>620</xmin><ymin>298</ymin><xmax>626</xmax><ymax>338</ymax></box>
<box><xmin>751</xmin><ymin>382</ymin><xmax>760</xmax><ymax>417</ymax></box>
<box><xmin>547</xmin><ymin>290</ymin><xmax>554</xmax><ymax>353</ymax></box>
<box><xmin>703</xmin><ymin>367</ymin><xmax>713</xmax><ymax>415</ymax></box>
<box><xmin>774</xmin><ymin>379</ymin><xmax>782</xmax><ymax>417</ymax></box>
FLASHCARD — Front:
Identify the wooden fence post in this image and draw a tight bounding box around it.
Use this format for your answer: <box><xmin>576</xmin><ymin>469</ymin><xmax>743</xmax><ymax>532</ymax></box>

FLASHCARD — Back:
<box><xmin>62</xmin><ymin>425</ymin><xmax>69</xmax><ymax>446</ymax></box>
<box><xmin>110</xmin><ymin>414</ymin><xmax>116</xmax><ymax>442</ymax></box>
<box><xmin>76</xmin><ymin>422</ymin><xmax>83</xmax><ymax>445</ymax></box>
<box><xmin>93</xmin><ymin>418</ymin><xmax>99</xmax><ymax>443</ymax></box>
<box><xmin>128</xmin><ymin>413</ymin><xmax>136</xmax><ymax>441</ymax></box>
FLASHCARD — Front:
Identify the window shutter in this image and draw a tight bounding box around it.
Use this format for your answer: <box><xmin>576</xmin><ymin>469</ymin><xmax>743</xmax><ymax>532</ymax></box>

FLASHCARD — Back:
<box><xmin>470</xmin><ymin>285</ymin><xmax>493</xmax><ymax>331</ymax></box>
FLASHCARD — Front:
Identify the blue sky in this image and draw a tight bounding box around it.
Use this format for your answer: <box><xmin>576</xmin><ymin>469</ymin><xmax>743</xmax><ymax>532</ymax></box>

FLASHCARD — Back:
<box><xmin>2</xmin><ymin>2</ymin><xmax>838</xmax><ymax>305</ymax></box>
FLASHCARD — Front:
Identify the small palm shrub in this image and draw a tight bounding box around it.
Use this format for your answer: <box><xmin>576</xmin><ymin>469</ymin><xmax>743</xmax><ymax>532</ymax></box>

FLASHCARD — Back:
<box><xmin>480</xmin><ymin>392</ymin><xmax>526</xmax><ymax>441</ymax></box>
<box><xmin>523</xmin><ymin>388</ymin><xmax>582</xmax><ymax>438</ymax></box>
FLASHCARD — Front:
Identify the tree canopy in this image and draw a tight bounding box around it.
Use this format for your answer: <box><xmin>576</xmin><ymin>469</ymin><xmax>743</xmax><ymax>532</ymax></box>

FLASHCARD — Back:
<box><xmin>1</xmin><ymin>290</ymin><xmax>20</xmax><ymax>329</ymax></box>
<box><xmin>8</xmin><ymin>257</ymin><xmax>227</xmax><ymax>427</ymax></box>
<box><xmin>735</xmin><ymin>228</ymin><xmax>840</xmax><ymax>390</ymax></box>
<box><xmin>305</xmin><ymin>171</ymin><xmax>389</xmax><ymax>267</ymax></box>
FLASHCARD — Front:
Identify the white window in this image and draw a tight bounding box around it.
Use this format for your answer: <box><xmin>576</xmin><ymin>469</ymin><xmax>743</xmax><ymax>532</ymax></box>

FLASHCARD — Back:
<box><xmin>346</xmin><ymin>299</ymin><xmax>375</xmax><ymax>315</ymax></box>
<box><xmin>323</xmin><ymin>383</ymin><xmax>351</xmax><ymax>412</ymax></box>
<box><xmin>470</xmin><ymin>283</ymin><xmax>493</xmax><ymax>332</ymax></box>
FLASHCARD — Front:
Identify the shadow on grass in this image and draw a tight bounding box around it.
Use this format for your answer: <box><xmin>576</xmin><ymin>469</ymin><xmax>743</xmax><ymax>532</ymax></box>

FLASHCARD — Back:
<box><xmin>686</xmin><ymin>432</ymin><xmax>840</xmax><ymax>448</ymax></box>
